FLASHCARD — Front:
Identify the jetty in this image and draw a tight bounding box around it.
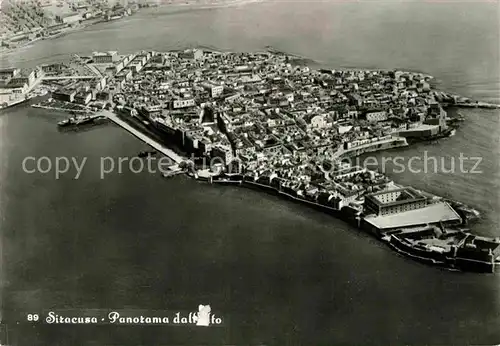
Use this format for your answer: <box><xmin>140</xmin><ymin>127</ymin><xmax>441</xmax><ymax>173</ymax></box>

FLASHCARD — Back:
<box><xmin>98</xmin><ymin>110</ymin><xmax>185</xmax><ymax>164</ymax></box>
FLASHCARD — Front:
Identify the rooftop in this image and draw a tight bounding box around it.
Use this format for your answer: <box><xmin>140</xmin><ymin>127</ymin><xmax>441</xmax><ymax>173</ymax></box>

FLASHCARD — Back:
<box><xmin>364</xmin><ymin>202</ymin><xmax>462</xmax><ymax>230</ymax></box>
<box><xmin>0</xmin><ymin>68</ymin><xmax>19</xmax><ymax>73</ymax></box>
<box><xmin>93</xmin><ymin>51</ymin><xmax>117</xmax><ymax>57</ymax></box>
<box><xmin>366</xmin><ymin>186</ymin><xmax>425</xmax><ymax>207</ymax></box>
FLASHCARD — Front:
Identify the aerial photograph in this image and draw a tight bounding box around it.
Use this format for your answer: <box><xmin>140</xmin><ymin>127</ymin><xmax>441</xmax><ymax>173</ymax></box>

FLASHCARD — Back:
<box><xmin>0</xmin><ymin>0</ymin><xmax>499</xmax><ymax>344</ymax></box>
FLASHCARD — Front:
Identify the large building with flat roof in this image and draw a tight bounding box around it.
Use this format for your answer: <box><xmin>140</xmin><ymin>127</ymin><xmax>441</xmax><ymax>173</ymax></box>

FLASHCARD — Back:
<box><xmin>92</xmin><ymin>51</ymin><xmax>119</xmax><ymax>64</ymax></box>
<box><xmin>362</xmin><ymin>202</ymin><xmax>462</xmax><ymax>234</ymax></box>
<box><xmin>0</xmin><ymin>68</ymin><xmax>20</xmax><ymax>80</ymax></box>
<box><xmin>364</xmin><ymin>186</ymin><xmax>427</xmax><ymax>216</ymax></box>
<box><xmin>178</xmin><ymin>49</ymin><xmax>203</xmax><ymax>61</ymax></box>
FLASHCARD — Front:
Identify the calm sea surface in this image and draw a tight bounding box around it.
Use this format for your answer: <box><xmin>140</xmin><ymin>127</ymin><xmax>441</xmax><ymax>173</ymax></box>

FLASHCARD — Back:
<box><xmin>1</xmin><ymin>1</ymin><xmax>499</xmax><ymax>344</ymax></box>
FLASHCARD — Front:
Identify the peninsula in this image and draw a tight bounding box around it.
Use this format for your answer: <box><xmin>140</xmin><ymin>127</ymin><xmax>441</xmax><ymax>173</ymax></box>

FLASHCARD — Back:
<box><xmin>2</xmin><ymin>48</ymin><xmax>499</xmax><ymax>273</ymax></box>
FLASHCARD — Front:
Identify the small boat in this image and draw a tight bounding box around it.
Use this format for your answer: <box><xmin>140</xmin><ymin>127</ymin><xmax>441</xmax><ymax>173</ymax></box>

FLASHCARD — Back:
<box><xmin>57</xmin><ymin>119</ymin><xmax>71</xmax><ymax>126</ymax></box>
<box><xmin>58</xmin><ymin>115</ymin><xmax>106</xmax><ymax>129</ymax></box>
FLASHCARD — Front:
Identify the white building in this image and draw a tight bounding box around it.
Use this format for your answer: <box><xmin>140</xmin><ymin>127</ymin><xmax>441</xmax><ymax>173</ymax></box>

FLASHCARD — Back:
<box><xmin>92</xmin><ymin>51</ymin><xmax>119</xmax><ymax>64</ymax></box>
<box><xmin>366</xmin><ymin>110</ymin><xmax>388</xmax><ymax>122</ymax></box>
<box><xmin>74</xmin><ymin>91</ymin><xmax>92</xmax><ymax>105</ymax></box>
<box><xmin>212</xmin><ymin>144</ymin><xmax>234</xmax><ymax>165</ymax></box>
<box><xmin>202</xmin><ymin>82</ymin><xmax>224</xmax><ymax>98</ymax></box>
<box><xmin>0</xmin><ymin>68</ymin><xmax>20</xmax><ymax>80</ymax></box>
<box><xmin>178</xmin><ymin>49</ymin><xmax>203</xmax><ymax>60</ymax></box>
<box><xmin>310</xmin><ymin>114</ymin><xmax>331</xmax><ymax>129</ymax></box>
<box><xmin>347</xmin><ymin>110</ymin><xmax>358</xmax><ymax>119</ymax></box>
<box><xmin>61</xmin><ymin>13</ymin><xmax>82</xmax><ymax>24</ymax></box>
<box><xmin>0</xmin><ymin>90</ymin><xmax>16</xmax><ymax>105</ymax></box>
<box><xmin>172</xmin><ymin>98</ymin><xmax>195</xmax><ymax>109</ymax></box>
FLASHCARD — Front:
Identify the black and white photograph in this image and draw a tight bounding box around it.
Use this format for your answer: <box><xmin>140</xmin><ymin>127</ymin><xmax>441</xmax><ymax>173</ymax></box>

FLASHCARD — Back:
<box><xmin>0</xmin><ymin>0</ymin><xmax>499</xmax><ymax>344</ymax></box>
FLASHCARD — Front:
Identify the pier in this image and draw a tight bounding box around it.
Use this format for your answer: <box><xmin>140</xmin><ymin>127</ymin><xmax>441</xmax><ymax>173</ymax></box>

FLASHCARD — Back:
<box><xmin>98</xmin><ymin>110</ymin><xmax>185</xmax><ymax>164</ymax></box>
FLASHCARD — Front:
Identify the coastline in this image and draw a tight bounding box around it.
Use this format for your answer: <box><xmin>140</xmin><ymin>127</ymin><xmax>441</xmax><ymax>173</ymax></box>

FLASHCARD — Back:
<box><xmin>160</xmin><ymin>0</ymin><xmax>267</xmax><ymax>10</ymax></box>
<box><xmin>12</xmin><ymin>43</ymin><xmax>500</xmax><ymax>273</ymax></box>
<box><xmin>1</xmin><ymin>3</ymin><xmax>500</xmax><ymax>344</ymax></box>
<box><xmin>201</xmin><ymin>174</ymin><xmax>497</xmax><ymax>273</ymax></box>
<box><xmin>118</xmin><ymin>109</ymin><xmax>495</xmax><ymax>273</ymax></box>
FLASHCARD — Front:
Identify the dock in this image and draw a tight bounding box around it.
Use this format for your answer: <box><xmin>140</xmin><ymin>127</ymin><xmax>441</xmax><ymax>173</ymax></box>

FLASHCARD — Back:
<box><xmin>98</xmin><ymin>110</ymin><xmax>185</xmax><ymax>164</ymax></box>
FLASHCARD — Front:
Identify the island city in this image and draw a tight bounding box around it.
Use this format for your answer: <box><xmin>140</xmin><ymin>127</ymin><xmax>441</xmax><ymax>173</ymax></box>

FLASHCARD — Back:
<box><xmin>2</xmin><ymin>47</ymin><xmax>498</xmax><ymax>273</ymax></box>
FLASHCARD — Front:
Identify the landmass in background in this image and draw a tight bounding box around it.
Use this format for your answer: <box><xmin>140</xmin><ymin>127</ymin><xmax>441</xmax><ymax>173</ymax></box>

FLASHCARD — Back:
<box><xmin>0</xmin><ymin>0</ymin><xmax>257</xmax><ymax>54</ymax></box>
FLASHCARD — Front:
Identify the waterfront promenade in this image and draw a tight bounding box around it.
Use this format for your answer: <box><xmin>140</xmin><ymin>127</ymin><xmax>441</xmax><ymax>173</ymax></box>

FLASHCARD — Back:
<box><xmin>98</xmin><ymin>110</ymin><xmax>185</xmax><ymax>164</ymax></box>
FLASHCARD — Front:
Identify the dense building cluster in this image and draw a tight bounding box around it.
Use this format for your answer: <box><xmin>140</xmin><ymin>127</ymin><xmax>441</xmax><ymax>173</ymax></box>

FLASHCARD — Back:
<box><xmin>0</xmin><ymin>67</ymin><xmax>44</xmax><ymax>105</ymax></box>
<box><xmin>45</xmin><ymin>48</ymin><xmax>450</xmax><ymax>211</ymax></box>
<box><xmin>2</xmin><ymin>46</ymin><xmax>497</xmax><ymax>271</ymax></box>
<box><xmin>0</xmin><ymin>0</ymin><xmax>157</xmax><ymax>49</ymax></box>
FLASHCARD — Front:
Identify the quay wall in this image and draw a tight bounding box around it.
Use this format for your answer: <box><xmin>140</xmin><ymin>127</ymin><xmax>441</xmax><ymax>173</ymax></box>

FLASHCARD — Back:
<box><xmin>109</xmin><ymin>114</ymin><xmax>496</xmax><ymax>274</ymax></box>
<box><xmin>32</xmin><ymin>104</ymin><xmax>90</xmax><ymax>113</ymax></box>
<box><xmin>211</xmin><ymin>176</ymin><xmax>357</xmax><ymax>225</ymax></box>
<box><xmin>209</xmin><ymin>175</ymin><xmax>495</xmax><ymax>273</ymax></box>
<box><xmin>387</xmin><ymin>235</ymin><xmax>450</xmax><ymax>265</ymax></box>
<box><xmin>334</xmin><ymin>137</ymin><xmax>409</xmax><ymax>160</ymax></box>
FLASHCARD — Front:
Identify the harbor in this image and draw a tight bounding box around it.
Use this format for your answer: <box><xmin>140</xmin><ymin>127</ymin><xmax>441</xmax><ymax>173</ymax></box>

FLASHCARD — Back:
<box><xmin>98</xmin><ymin>110</ymin><xmax>186</xmax><ymax>165</ymax></box>
<box><xmin>7</xmin><ymin>46</ymin><xmax>496</xmax><ymax>273</ymax></box>
<box><xmin>33</xmin><ymin>99</ymin><xmax>95</xmax><ymax>114</ymax></box>
<box><xmin>1</xmin><ymin>1</ymin><xmax>500</xmax><ymax>345</ymax></box>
